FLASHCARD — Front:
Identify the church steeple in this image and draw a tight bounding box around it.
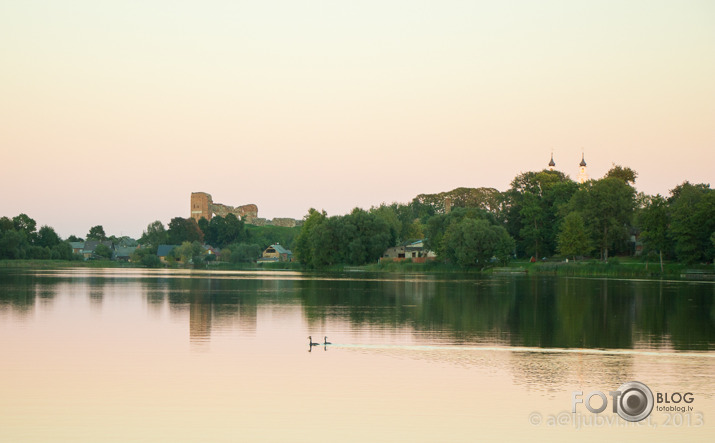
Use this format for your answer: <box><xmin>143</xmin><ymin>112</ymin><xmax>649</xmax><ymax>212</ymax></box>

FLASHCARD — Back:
<box><xmin>548</xmin><ymin>152</ymin><xmax>556</xmax><ymax>171</ymax></box>
<box><xmin>578</xmin><ymin>151</ymin><xmax>589</xmax><ymax>183</ymax></box>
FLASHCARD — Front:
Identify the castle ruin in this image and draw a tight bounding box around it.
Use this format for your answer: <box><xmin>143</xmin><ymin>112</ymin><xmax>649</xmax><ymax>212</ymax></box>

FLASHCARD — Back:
<box><xmin>190</xmin><ymin>192</ymin><xmax>300</xmax><ymax>227</ymax></box>
<box><xmin>190</xmin><ymin>192</ymin><xmax>258</xmax><ymax>224</ymax></box>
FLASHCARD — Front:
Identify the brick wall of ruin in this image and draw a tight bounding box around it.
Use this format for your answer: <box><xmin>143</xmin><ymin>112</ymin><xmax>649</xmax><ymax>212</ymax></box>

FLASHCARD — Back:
<box><xmin>191</xmin><ymin>192</ymin><xmax>258</xmax><ymax>223</ymax></box>
<box><xmin>190</xmin><ymin>192</ymin><xmax>213</xmax><ymax>222</ymax></box>
<box><xmin>191</xmin><ymin>192</ymin><xmax>302</xmax><ymax>227</ymax></box>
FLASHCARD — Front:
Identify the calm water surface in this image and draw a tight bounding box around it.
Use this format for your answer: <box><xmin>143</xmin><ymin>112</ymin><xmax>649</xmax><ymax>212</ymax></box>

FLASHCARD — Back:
<box><xmin>1</xmin><ymin>268</ymin><xmax>713</xmax><ymax>442</ymax></box>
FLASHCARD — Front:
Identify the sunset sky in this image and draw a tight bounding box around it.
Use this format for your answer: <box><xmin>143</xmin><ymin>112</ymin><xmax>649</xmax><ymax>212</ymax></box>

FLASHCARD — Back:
<box><xmin>2</xmin><ymin>0</ymin><xmax>714</xmax><ymax>238</ymax></box>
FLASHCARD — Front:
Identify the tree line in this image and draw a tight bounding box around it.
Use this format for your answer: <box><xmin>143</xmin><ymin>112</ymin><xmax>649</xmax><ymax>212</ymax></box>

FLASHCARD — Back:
<box><xmin>0</xmin><ymin>214</ymin><xmax>74</xmax><ymax>260</ymax></box>
<box><xmin>294</xmin><ymin>165</ymin><xmax>715</xmax><ymax>268</ymax></box>
<box><xmin>2</xmin><ymin>165</ymin><xmax>713</xmax><ymax>269</ymax></box>
<box><xmin>132</xmin><ymin>215</ymin><xmax>300</xmax><ymax>267</ymax></box>
<box><xmin>0</xmin><ymin>212</ymin><xmax>299</xmax><ymax>266</ymax></box>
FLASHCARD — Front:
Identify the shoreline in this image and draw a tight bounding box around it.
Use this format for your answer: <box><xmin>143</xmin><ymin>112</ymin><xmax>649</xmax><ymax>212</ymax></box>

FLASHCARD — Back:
<box><xmin>2</xmin><ymin>259</ymin><xmax>713</xmax><ymax>281</ymax></box>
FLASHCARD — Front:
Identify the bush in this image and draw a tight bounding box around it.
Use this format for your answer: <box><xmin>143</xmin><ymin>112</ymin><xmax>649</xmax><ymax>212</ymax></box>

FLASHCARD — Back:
<box><xmin>230</xmin><ymin>243</ymin><xmax>262</xmax><ymax>263</ymax></box>
<box><xmin>140</xmin><ymin>254</ymin><xmax>161</xmax><ymax>268</ymax></box>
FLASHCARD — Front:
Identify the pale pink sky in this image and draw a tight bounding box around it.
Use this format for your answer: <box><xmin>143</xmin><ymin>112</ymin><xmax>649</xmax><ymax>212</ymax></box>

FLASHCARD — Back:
<box><xmin>1</xmin><ymin>1</ymin><xmax>713</xmax><ymax>238</ymax></box>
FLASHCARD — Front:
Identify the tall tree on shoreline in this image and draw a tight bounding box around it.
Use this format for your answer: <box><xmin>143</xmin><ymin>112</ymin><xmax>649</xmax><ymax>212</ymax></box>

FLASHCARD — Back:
<box><xmin>568</xmin><ymin>176</ymin><xmax>636</xmax><ymax>261</ymax></box>
<box><xmin>167</xmin><ymin>217</ymin><xmax>203</xmax><ymax>245</ymax></box>
<box><xmin>557</xmin><ymin>212</ymin><xmax>591</xmax><ymax>261</ymax></box>
<box><xmin>668</xmin><ymin>182</ymin><xmax>715</xmax><ymax>264</ymax></box>
<box><xmin>638</xmin><ymin>195</ymin><xmax>671</xmax><ymax>271</ymax></box>
<box><xmin>139</xmin><ymin>221</ymin><xmax>168</xmax><ymax>247</ymax></box>
<box><xmin>504</xmin><ymin>170</ymin><xmax>578</xmax><ymax>258</ymax></box>
<box><xmin>86</xmin><ymin>225</ymin><xmax>107</xmax><ymax>241</ymax></box>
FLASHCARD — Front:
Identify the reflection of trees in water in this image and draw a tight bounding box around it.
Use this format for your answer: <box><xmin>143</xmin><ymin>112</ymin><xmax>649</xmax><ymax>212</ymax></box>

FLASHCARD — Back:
<box><xmin>162</xmin><ymin>277</ymin><xmax>268</xmax><ymax>343</ymax></box>
<box><xmin>298</xmin><ymin>276</ymin><xmax>715</xmax><ymax>351</ymax></box>
<box><xmin>1</xmin><ymin>271</ymin><xmax>713</xmax><ymax>350</ymax></box>
<box><xmin>0</xmin><ymin>272</ymin><xmax>57</xmax><ymax>317</ymax></box>
<box><xmin>508</xmin><ymin>352</ymin><xmax>636</xmax><ymax>396</ymax></box>
<box><xmin>628</xmin><ymin>281</ymin><xmax>715</xmax><ymax>351</ymax></box>
<box><xmin>298</xmin><ymin>277</ymin><xmax>427</xmax><ymax>329</ymax></box>
<box><xmin>87</xmin><ymin>276</ymin><xmax>106</xmax><ymax>308</ymax></box>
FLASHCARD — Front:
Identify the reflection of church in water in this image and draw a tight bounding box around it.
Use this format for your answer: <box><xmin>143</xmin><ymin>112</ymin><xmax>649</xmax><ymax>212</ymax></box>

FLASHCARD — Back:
<box><xmin>547</xmin><ymin>151</ymin><xmax>589</xmax><ymax>184</ymax></box>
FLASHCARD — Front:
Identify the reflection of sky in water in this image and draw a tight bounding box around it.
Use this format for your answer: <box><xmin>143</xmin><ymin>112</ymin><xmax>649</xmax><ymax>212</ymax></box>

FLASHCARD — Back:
<box><xmin>0</xmin><ymin>269</ymin><xmax>713</xmax><ymax>442</ymax></box>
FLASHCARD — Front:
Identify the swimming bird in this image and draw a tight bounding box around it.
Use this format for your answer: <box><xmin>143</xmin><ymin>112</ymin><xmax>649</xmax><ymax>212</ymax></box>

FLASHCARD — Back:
<box><xmin>308</xmin><ymin>336</ymin><xmax>320</xmax><ymax>346</ymax></box>
<box><xmin>324</xmin><ymin>336</ymin><xmax>331</xmax><ymax>345</ymax></box>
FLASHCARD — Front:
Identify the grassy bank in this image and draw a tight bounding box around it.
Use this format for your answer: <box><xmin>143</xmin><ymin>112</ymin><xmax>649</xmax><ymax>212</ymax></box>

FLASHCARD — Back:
<box><xmin>367</xmin><ymin>257</ymin><xmax>714</xmax><ymax>280</ymax></box>
<box><xmin>523</xmin><ymin>260</ymin><xmax>696</xmax><ymax>279</ymax></box>
<box><xmin>0</xmin><ymin>259</ymin><xmax>134</xmax><ymax>269</ymax></box>
<box><xmin>206</xmin><ymin>261</ymin><xmax>303</xmax><ymax>271</ymax></box>
<box><xmin>0</xmin><ymin>259</ymin><xmax>304</xmax><ymax>272</ymax></box>
<box><xmin>2</xmin><ymin>258</ymin><xmax>712</xmax><ymax>280</ymax></box>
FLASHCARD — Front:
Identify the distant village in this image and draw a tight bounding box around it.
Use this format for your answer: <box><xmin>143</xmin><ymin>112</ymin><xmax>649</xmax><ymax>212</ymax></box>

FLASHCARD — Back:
<box><xmin>68</xmin><ymin>237</ymin><xmax>296</xmax><ymax>265</ymax></box>
<box><xmin>3</xmin><ymin>153</ymin><xmax>714</xmax><ymax>269</ymax></box>
<box><xmin>65</xmin><ymin>190</ymin><xmax>439</xmax><ymax>266</ymax></box>
<box><xmin>68</xmin><ymin>231</ymin><xmax>436</xmax><ymax>266</ymax></box>
<box><xmin>67</xmin><ymin>159</ymin><xmax>590</xmax><ymax>266</ymax></box>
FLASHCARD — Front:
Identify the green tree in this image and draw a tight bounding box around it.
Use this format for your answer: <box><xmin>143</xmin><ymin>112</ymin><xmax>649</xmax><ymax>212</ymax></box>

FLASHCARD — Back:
<box><xmin>294</xmin><ymin>209</ymin><xmax>327</xmax><ymax>266</ymax></box>
<box><xmin>12</xmin><ymin>214</ymin><xmax>37</xmax><ymax>244</ymax></box>
<box><xmin>131</xmin><ymin>247</ymin><xmax>161</xmax><ymax>267</ymax></box>
<box><xmin>87</xmin><ymin>225</ymin><xmax>107</xmax><ymax>241</ymax></box>
<box><xmin>244</xmin><ymin>225</ymin><xmax>300</xmax><ymax>250</ymax></box>
<box><xmin>139</xmin><ymin>221</ymin><xmax>168</xmax><ymax>246</ymax></box>
<box><xmin>167</xmin><ymin>218</ymin><xmax>204</xmax><ymax>245</ymax></box>
<box><xmin>370</xmin><ymin>204</ymin><xmax>401</xmax><ymax>246</ymax></box>
<box><xmin>36</xmin><ymin>225</ymin><xmax>61</xmax><ymax>248</ymax></box>
<box><xmin>197</xmin><ymin>217</ymin><xmax>210</xmax><ymax>240</ymax></box>
<box><xmin>294</xmin><ymin>208</ymin><xmax>391</xmax><ymax>267</ymax></box>
<box><xmin>342</xmin><ymin>208</ymin><xmax>392</xmax><ymax>265</ymax></box>
<box><xmin>423</xmin><ymin>213</ymin><xmax>451</xmax><ymax>258</ymax></box>
<box><xmin>557</xmin><ymin>213</ymin><xmax>591</xmax><ymax>260</ymax></box>
<box><xmin>66</xmin><ymin>235</ymin><xmax>84</xmax><ymax>242</ymax></box>
<box><xmin>638</xmin><ymin>195</ymin><xmax>671</xmax><ymax>271</ymax></box>
<box><xmin>27</xmin><ymin>245</ymin><xmax>50</xmax><ymax>259</ymax></box>
<box><xmin>518</xmin><ymin>192</ymin><xmax>546</xmax><ymax>258</ymax></box>
<box><xmin>605</xmin><ymin>164</ymin><xmax>638</xmax><ymax>185</ymax></box>
<box><xmin>212</xmin><ymin>213</ymin><xmax>245</xmax><ymax>247</ymax></box>
<box><xmin>12</xmin><ymin>213</ymin><xmax>36</xmax><ymax>235</ymax></box>
<box><xmin>94</xmin><ymin>243</ymin><xmax>113</xmax><ymax>259</ymax></box>
<box><xmin>174</xmin><ymin>241</ymin><xmax>206</xmax><ymax>266</ymax></box>
<box><xmin>51</xmin><ymin>241</ymin><xmax>73</xmax><ymax>260</ymax></box>
<box><xmin>199</xmin><ymin>215</ymin><xmax>244</xmax><ymax>248</ymax></box>
<box><xmin>230</xmin><ymin>243</ymin><xmax>262</xmax><ymax>263</ymax></box>
<box><xmin>504</xmin><ymin>170</ymin><xmax>578</xmax><ymax>258</ymax></box>
<box><xmin>310</xmin><ymin>216</ymin><xmax>344</xmax><ymax>267</ymax></box>
<box><xmin>413</xmin><ymin>187</ymin><xmax>503</xmax><ymax>217</ymax></box>
<box><xmin>668</xmin><ymin>182</ymin><xmax>715</xmax><ymax>264</ymax></box>
<box><xmin>424</xmin><ymin>207</ymin><xmax>499</xmax><ymax>259</ymax></box>
<box><xmin>443</xmin><ymin>218</ymin><xmax>514</xmax><ymax>268</ymax></box>
<box><xmin>0</xmin><ymin>216</ymin><xmax>14</xmax><ymax>232</ymax></box>
<box><xmin>0</xmin><ymin>229</ymin><xmax>26</xmax><ymax>259</ymax></box>
<box><xmin>569</xmin><ymin>177</ymin><xmax>636</xmax><ymax>261</ymax></box>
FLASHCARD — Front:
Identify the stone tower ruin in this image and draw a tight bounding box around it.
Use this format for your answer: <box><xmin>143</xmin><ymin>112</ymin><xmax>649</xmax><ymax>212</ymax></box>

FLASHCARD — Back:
<box><xmin>190</xmin><ymin>192</ymin><xmax>258</xmax><ymax>223</ymax></box>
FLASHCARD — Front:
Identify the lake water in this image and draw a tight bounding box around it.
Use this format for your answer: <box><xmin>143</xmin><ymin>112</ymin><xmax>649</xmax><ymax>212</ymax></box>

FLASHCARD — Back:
<box><xmin>1</xmin><ymin>268</ymin><xmax>713</xmax><ymax>442</ymax></box>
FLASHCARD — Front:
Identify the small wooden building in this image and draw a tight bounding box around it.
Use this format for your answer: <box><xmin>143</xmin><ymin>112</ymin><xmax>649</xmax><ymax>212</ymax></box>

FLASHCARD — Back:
<box><xmin>260</xmin><ymin>244</ymin><xmax>293</xmax><ymax>262</ymax></box>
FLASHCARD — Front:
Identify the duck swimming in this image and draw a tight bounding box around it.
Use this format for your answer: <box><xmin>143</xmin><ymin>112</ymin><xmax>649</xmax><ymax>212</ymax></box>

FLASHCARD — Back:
<box><xmin>308</xmin><ymin>336</ymin><xmax>320</xmax><ymax>346</ymax></box>
<box><xmin>324</xmin><ymin>336</ymin><xmax>331</xmax><ymax>345</ymax></box>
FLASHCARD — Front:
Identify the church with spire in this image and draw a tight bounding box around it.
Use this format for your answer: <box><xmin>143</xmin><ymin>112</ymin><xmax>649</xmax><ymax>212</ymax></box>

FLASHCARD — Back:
<box><xmin>546</xmin><ymin>151</ymin><xmax>588</xmax><ymax>183</ymax></box>
<box><xmin>577</xmin><ymin>152</ymin><xmax>588</xmax><ymax>183</ymax></box>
